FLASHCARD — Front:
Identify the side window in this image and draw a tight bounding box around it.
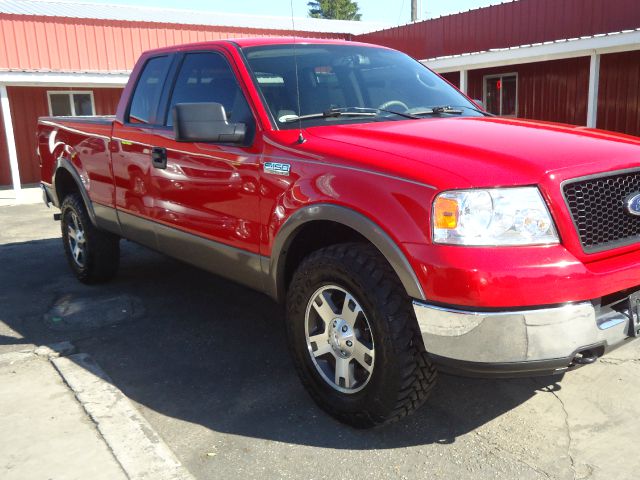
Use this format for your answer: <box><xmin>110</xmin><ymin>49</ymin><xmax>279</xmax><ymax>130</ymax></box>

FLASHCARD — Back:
<box><xmin>128</xmin><ymin>55</ymin><xmax>171</xmax><ymax>124</ymax></box>
<box><xmin>166</xmin><ymin>52</ymin><xmax>253</xmax><ymax>128</ymax></box>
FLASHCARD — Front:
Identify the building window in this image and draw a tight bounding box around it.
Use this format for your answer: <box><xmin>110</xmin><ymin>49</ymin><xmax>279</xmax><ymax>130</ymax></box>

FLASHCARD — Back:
<box><xmin>483</xmin><ymin>74</ymin><xmax>517</xmax><ymax>116</ymax></box>
<box><xmin>47</xmin><ymin>91</ymin><xmax>95</xmax><ymax>116</ymax></box>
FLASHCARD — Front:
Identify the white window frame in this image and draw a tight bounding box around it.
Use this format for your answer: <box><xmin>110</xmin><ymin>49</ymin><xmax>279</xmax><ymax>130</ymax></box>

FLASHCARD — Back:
<box><xmin>47</xmin><ymin>90</ymin><xmax>96</xmax><ymax>116</ymax></box>
<box><xmin>483</xmin><ymin>73</ymin><xmax>518</xmax><ymax>117</ymax></box>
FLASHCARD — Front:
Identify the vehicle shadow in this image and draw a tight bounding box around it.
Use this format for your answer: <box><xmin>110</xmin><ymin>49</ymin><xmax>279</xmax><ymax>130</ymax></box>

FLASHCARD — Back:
<box><xmin>0</xmin><ymin>237</ymin><xmax>562</xmax><ymax>450</ymax></box>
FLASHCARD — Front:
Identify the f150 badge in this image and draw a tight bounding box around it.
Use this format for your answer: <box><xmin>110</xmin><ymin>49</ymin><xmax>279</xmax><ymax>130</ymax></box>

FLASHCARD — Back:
<box><xmin>264</xmin><ymin>162</ymin><xmax>291</xmax><ymax>176</ymax></box>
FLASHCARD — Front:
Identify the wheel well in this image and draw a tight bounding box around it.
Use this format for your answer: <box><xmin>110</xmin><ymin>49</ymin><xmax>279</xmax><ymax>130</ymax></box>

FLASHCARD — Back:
<box><xmin>283</xmin><ymin>220</ymin><xmax>371</xmax><ymax>291</ymax></box>
<box><xmin>55</xmin><ymin>168</ymin><xmax>79</xmax><ymax>203</ymax></box>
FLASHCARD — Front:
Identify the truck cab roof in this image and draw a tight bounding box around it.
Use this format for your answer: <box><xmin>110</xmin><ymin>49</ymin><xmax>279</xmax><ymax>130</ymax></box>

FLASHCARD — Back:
<box><xmin>142</xmin><ymin>37</ymin><xmax>389</xmax><ymax>55</ymax></box>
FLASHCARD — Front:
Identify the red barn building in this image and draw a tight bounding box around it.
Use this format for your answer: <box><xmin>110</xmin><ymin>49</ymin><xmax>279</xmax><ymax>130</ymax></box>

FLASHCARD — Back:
<box><xmin>0</xmin><ymin>0</ymin><xmax>384</xmax><ymax>194</ymax></box>
<box><xmin>358</xmin><ymin>0</ymin><xmax>640</xmax><ymax>137</ymax></box>
<box><xmin>1</xmin><ymin>0</ymin><xmax>639</xmax><ymax>196</ymax></box>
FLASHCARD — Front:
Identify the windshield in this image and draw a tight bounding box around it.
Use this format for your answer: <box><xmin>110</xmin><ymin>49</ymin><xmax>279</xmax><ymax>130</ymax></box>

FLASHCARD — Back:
<box><xmin>242</xmin><ymin>44</ymin><xmax>483</xmax><ymax>129</ymax></box>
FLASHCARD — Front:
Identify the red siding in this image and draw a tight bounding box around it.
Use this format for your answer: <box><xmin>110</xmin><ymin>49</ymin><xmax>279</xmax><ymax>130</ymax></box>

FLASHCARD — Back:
<box><xmin>7</xmin><ymin>87</ymin><xmax>123</xmax><ymax>185</ymax></box>
<box><xmin>598</xmin><ymin>50</ymin><xmax>640</xmax><ymax>137</ymax></box>
<box><xmin>0</xmin><ymin>102</ymin><xmax>10</xmax><ymax>186</ymax></box>
<box><xmin>467</xmin><ymin>57</ymin><xmax>590</xmax><ymax>126</ymax></box>
<box><xmin>0</xmin><ymin>14</ymin><xmax>348</xmax><ymax>73</ymax></box>
<box><xmin>355</xmin><ymin>0</ymin><xmax>640</xmax><ymax>59</ymax></box>
<box><xmin>439</xmin><ymin>71</ymin><xmax>460</xmax><ymax>88</ymax></box>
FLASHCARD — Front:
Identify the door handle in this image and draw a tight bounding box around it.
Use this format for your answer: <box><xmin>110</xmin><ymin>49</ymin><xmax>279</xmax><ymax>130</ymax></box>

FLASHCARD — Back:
<box><xmin>151</xmin><ymin>147</ymin><xmax>167</xmax><ymax>169</ymax></box>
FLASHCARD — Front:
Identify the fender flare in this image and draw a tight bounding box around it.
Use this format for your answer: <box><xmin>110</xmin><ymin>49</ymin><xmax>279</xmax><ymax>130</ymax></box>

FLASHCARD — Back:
<box><xmin>52</xmin><ymin>157</ymin><xmax>98</xmax><ymax>227</ymax></box>
<box><xmin>268</xmin><ymin>203</ymin><xmax>426</xmax><ymax>302</ymax></box>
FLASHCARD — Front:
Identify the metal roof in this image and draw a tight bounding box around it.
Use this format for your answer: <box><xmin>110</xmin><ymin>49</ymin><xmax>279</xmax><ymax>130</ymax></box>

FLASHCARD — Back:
<box><xmin>0</xmin><ymin>0</ymin><xmax>388</xmax><ymax>34</ymax></box>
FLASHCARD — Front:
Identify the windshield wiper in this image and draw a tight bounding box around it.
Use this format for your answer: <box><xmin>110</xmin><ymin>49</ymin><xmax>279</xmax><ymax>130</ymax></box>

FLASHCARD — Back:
<box><xmin>279</xmin><ymin>108</ymin><xmax>377</xmax><ymax>123</ymax></box>
<box><xmin>279</xmin><ymin>106</ymin><xmax>421</xmax><ymax>123</ymax></box>
<box><xmin>412</xmin><ymin>105</ymin><xmax>492</xmax><ymax>116</ymax></box>
<box><xmin>412</xmin><ymin>106</ymin><xmax>464</xmax><ymax>116</ymax></box>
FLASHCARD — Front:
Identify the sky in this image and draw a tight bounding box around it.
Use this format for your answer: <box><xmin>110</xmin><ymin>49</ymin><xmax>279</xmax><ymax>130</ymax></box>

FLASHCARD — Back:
<box><xmin>74</xmin><ymin>0</ymin><xmax>507</xmax><ymax>25</ymax></box>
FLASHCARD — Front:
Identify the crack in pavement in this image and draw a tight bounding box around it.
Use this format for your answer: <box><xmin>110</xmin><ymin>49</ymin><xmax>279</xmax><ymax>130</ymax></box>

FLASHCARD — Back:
<box><xmin>548</xmin><ymin>388</ymin><xmax>578</xmax><ymax>479</ymax></box>
<box><xmin>529</xmin><ymin>378</ymin><xmax>584</xmax><ymax>480</ymax></box>
<box><xmin>474</xmin><ymin>431</ymin><xmax>554</xmax><ymax>479</ymax></box>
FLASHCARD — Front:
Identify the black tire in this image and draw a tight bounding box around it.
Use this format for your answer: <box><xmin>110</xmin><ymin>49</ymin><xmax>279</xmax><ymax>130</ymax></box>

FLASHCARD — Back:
<box><xmin>60</xmin><ymin>193</ymin><xmax>120</xmax><ymax>284</ymax></box>
<box><xmin>286</xmin><ymin>242</ymin><xmax>437</xmax><ymax>428</ymax></box>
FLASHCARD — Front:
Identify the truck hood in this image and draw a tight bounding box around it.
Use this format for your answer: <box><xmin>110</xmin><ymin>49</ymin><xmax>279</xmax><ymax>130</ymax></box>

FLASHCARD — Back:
<box><xmin>304</xmin><ymin>117</ymin><xmax>640</xmax><ymax>189</ymax></box>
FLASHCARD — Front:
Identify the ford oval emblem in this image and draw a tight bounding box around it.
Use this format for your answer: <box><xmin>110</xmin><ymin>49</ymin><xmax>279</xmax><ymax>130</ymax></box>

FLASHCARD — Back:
<box><xmin>626</xmin><ymin>193</ymin><xmax>640</xmax><ymax>216</ymax></box>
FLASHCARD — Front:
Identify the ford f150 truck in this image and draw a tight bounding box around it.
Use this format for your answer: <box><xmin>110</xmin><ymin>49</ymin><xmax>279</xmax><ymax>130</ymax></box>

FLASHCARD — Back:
<box><xmin>39</xmin><ymin>38</ymin><xmax>640</xmax><ymax>428</ymax></box>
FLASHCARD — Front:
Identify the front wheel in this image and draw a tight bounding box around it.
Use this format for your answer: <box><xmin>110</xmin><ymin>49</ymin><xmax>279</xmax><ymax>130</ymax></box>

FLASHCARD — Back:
<box><xmin>60</xmin><ymin>193</ymin><xmax>120</xmax><ymax>284</ymax></box>
<box><xmin>286</xmin><ymin>243</ymin><xmax>437</xmax><ymax>428</ymax></box>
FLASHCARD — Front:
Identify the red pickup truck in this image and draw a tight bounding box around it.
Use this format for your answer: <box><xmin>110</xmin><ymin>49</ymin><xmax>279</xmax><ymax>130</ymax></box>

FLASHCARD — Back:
<box><xmin>39</xmin><ymin>38</ymin><xmax>640</xmax><ymax>427</ymax></box>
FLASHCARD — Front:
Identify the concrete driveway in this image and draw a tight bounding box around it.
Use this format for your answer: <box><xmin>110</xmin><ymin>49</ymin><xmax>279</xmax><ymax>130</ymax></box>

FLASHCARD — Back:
<box><xmin>1</xmin><ymin>203</ymin><xmax>639</xmax><ymax>480</ymax></box>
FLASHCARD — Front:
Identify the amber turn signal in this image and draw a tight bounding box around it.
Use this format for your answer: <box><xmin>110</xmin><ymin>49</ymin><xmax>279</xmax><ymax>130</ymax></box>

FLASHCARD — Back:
<box><xmin>434</xmin><ymin>197</ymin><xmax>459</xmax><ymax>229</ymax></box>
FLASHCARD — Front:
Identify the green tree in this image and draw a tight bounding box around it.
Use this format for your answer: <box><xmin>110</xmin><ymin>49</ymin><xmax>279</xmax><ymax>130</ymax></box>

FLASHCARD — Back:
<box><xmin>308</xmin><ymin>0</ymin><xmax>362</xmax><ymax>20</ymax></box>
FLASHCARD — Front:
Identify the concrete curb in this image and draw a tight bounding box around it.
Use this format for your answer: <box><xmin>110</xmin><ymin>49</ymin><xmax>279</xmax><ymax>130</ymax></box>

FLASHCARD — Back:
<box><xmin>0</xmin><ymin>349</ymin><xmax>35</xmax><ymax>366</ymax></box>
<box><xmin>0</xmin><ymin>341</ymin><xmax>75</xmax><ymax>366</ymax></box>
<box><xmin>51</xmin><ymin>352</ymin><xmax>196</xmax><ymax>480</ymax></box>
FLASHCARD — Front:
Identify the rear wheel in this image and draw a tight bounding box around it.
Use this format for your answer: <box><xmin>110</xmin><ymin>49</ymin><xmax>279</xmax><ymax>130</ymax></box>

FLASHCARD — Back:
<box><xmin>60</xmin><ymin>193</ymin><xmax>120</xmax><ymax>283</ymax></box>
<box><xmin>286</xmin><ymin>243</ymin><xmax>437</xmax><ymax>428</ymax></box>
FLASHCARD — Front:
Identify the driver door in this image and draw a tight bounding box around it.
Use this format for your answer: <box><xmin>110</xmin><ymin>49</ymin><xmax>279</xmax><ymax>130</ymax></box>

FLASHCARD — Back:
<box><xmin>146</xmin><ymin>50</ymin><xmax>263</xmax><ymax>263</ymax></box>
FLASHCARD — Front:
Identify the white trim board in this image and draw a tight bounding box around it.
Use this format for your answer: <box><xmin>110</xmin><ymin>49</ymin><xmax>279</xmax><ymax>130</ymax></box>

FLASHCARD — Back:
<box><xmin>0</xmin><ymin>71</ymin><xmax>130</xmax><ymax>87</ymax></box>
<box><xmin>586</xmin><ymin>53</ymin><xmax>601</xmax><ymax>128</ymax></box>
<box><xmin>422</xmin><ymin>29</ymin><xmax>640</xmax><ymax>73</ymax></box>
<box><xmin>0</xmin><ymin>84</ymin><xmax>22</xmax><ymax>196</ymax></box>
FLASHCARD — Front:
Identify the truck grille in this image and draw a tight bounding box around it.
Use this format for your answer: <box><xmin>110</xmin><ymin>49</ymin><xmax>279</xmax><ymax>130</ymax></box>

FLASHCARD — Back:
<box><xmin>563</xmin><ymin>171</ymin><xmax>640</xmax><ymax>252</ymax></box>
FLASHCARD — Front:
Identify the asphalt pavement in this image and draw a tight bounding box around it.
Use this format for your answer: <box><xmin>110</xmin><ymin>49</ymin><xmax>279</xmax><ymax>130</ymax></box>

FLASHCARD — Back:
<box><xmin>1</xmin><ymin>202</ymin><xmax>639</xmax><ymax>480</ymax></box>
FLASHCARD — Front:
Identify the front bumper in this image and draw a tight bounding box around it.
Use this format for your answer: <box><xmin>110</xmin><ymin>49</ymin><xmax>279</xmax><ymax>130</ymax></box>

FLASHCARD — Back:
<box><xmin>414</xmin><ymin>295</ymin><xmax>639</xmax><ymax>377</ymax></box>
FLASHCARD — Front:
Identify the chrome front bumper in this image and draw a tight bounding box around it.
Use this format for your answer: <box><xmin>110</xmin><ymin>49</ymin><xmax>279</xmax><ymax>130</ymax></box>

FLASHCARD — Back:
<box><xmin>414</xmin><ymin>298</ymin><xmax>637</xmax><ymax>376</ymax></box>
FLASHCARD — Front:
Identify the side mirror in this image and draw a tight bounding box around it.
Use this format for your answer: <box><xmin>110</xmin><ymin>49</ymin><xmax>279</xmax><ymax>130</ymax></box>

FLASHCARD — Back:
<box><xmin>173</xmin><ymin>102</ymin><xmax>246</xmax><ymax>143</ymax></box>
<box><xmin>473</xmin><ymin>99</ymin><xmax>485</xmax><ymax>110</ymax></box>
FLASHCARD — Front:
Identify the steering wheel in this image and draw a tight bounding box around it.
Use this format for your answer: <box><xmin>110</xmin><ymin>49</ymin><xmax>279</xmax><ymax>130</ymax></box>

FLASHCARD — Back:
<box><xmin>378</xmin><ymin>100</ymin><xmax>409</xmax><ymax>112</ymax></box>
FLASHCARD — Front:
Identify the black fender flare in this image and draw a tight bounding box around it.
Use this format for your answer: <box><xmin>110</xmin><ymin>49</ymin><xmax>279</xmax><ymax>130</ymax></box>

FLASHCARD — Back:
<box><xmin>268</xmin><ymin>203</ymin><xmax>426</xmax><ymax>303</ymax></box>
<box><xmin>52</xmin><ymin>157</ymin><xmax>98</xmax><ymax>227</ymax></box>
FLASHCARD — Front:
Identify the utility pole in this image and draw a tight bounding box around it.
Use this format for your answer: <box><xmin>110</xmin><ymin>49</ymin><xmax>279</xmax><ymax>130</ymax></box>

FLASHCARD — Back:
<box><xmin>411</xmin><ymin>0</ymin><xmax>418</xmax><ymax>21</ymax></box>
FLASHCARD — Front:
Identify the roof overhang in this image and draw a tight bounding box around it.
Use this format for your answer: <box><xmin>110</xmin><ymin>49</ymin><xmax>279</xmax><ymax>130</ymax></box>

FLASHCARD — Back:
<box><xmin>422</xmin><ymin>29</ymin><xmax>640</xmax><ymax>73</ymax></box>
<box><xmin>0</xmin><ymin>71</ymin><xmax>130</xmax><ymax>86</ymax></box>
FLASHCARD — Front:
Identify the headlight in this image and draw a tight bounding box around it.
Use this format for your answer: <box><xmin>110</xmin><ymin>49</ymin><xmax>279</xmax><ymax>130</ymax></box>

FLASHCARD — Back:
<box><xmin>432</xmin><ymin>187</ymin><xmax>559</xmax><ymax>246</ymax></box>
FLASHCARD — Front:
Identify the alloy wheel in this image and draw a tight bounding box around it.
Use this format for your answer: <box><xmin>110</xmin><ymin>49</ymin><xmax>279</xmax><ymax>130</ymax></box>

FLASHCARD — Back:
<box><xmin>67</xmin><ymin>211</ymin><xmax>86</xmax><ymax>268</ymax></box>
<box><xmin>304</xmin><ymin>285</ymin><xmax>375</xmax><ymax>394</ymax></box>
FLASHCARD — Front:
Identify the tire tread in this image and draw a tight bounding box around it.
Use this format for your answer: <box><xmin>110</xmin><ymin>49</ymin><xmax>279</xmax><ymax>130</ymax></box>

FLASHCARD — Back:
<box><xmin>60</xmin><ymin>193</ymin><xmax>120</xmax><ymax>284</ymax></box>
<box><xmin>287</xmin><ymin>242</ymin><xmax>437</xmax><ymax>428</ymax></box>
